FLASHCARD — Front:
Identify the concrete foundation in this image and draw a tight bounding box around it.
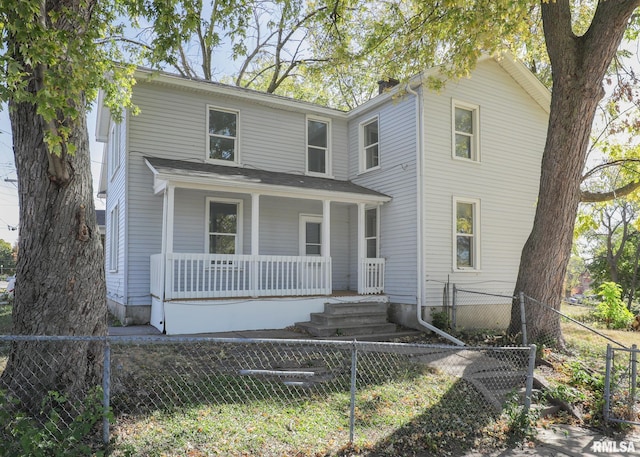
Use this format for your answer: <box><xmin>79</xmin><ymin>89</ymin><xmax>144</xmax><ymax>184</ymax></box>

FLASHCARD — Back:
<box><xmin>107</xmin><ymin>298</ymin><xmax>151</xmax><ymax>326</ymax></box>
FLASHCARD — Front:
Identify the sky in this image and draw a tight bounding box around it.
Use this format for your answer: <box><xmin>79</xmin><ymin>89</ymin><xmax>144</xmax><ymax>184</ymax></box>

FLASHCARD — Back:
<box><xmin>0</xmin><ymin>104</ymin><xmax>105</xmax><ymax>248</ymax></box>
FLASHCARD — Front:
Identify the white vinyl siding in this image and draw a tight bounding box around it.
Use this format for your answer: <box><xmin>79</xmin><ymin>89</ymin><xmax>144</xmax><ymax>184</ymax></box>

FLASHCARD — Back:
<box><xmin>452</xmin><ymin>100</ymin><xmax>480</xmax><ymax>162</ymax></box>
<box><xmin>207</xmin><ymin>106</ymin><xmax>239</xmax><ymax>164</ymax></box>
<box><xmin>349</xmin><ymin>94</ymin><xmax>418</xmax><ymax>302</ymax></box>
<box><xmin>423</xmin><ymin>58</ymin><xmax>547</xmax><ymax>304</ymax></box>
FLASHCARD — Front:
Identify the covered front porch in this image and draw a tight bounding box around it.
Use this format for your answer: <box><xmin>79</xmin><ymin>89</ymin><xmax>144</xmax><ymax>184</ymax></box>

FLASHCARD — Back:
<box><xmin>145</xmin><ymin>157</ymin><xmax>390</xmax><ymax>333</ymax></box>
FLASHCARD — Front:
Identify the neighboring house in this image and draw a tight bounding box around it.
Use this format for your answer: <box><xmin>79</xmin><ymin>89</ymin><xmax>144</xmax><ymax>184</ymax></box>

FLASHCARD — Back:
<box><xmin>96</xmin><ymin>54</ymin><xmax>550</xmax><ymax>334</ymax></box>
<box><xmin>96</xmin><ymin>209</ymin><xmax>106</xmax><ymax>249</ymax></box>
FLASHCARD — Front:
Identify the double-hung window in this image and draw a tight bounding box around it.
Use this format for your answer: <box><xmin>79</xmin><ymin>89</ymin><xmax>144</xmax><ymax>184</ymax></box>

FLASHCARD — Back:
<box><xmin>108</xmin><ymin>122</ymin><xmax>120</xmax><ymax>179</ymax></box>
<box><xmin>109</xmin><ymin>204</ymin><xmax>119</xmax><ymax>272</ymax></box>
<box><xmin>208</xmin><ymin>107</ymin><xmax>238</xmax><ymax>164</ymax></box>
<box><xmin>361</xmin><ymin>117</ymin><xmax>379</xmax><ymax>172</ymax></box>
<box><xmin>452</xmin><ymin>100</ymin><xmax>480</xmax><ymax>161</ymax></box>
<box><xmin>365</xmin><ymin>207</ymin><xmax>379</xmax><ymax>258</ymax></box>
<box><xmin>206</xmin><ymin>199</ymin><xmax>242</xmax><ymax>254</ymax></box>
<box><xmin>307</xmin><ymin>117</ymin><xmax>330</xmax><ymax>175</ymax></box>
<box><xmin>454</xmin><ymin>198</ymin><xmax>480</xmax><ymax>270</ymax></box>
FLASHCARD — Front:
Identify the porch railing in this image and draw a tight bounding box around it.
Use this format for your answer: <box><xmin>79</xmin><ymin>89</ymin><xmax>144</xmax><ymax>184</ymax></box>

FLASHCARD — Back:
<box><xmin>151</xmin><ymin>253</ymin><xmax>333</xmax><ymax>300</ymax></box>
<box><xmin>359</xmin><ymin>258</ymin><xmax>385</xmax><ymax>294</ymax></box>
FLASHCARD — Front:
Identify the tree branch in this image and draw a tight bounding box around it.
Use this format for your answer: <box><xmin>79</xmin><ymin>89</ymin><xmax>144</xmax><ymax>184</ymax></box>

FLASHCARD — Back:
<box><xmin>581</xmin><ymin>179</ymin><xmax>640</xmax><ymax>202</ymax></box>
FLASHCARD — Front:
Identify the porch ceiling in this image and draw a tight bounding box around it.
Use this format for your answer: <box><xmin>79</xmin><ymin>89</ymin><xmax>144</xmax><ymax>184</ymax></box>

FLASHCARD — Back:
<box><xmin>144</xmin><ymin>157</ymin><xmax>391</xmax><ymax>204</ymax></box>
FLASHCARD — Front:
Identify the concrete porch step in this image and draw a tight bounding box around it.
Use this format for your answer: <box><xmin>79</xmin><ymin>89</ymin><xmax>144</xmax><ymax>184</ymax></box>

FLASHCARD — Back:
<box><xmin>323</xmin><ymin>302</ymin><xmax>388</xmax><ymax>315</ymax></box>
<box><xmin>295</xmin><ymin>321</ymin><xmax>397</xmax><ymax>338</ymax></box>
<box><xmin>310</xmin><ymin>311</ymin><xmax>388</xmax><ymax>326</ymax></box>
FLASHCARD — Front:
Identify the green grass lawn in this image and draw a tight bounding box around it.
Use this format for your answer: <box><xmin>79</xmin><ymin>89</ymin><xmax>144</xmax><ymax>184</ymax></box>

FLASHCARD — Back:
<box><xmin>108</xmin><ymin>370</ymin><xmax>516</xmax><ymax>457</ymax></box>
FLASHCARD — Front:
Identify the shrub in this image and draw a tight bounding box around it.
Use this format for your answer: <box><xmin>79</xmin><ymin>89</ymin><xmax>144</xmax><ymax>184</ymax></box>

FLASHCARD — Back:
<box><xmin>0</xmin><ymin>387</ymin><xmax>108</xmax><ymax>456</ymax></box>
<box><xmin>593</xmin><ymin>282</ymin><xmax>635</xmax><ymax>329</ymax></box>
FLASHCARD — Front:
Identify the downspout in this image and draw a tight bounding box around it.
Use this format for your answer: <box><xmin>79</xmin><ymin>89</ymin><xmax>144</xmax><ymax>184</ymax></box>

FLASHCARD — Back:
<box><xmin>406</xmin><ymin>82</ymin><xmax>465</xmax><ymax>346</ymax></box>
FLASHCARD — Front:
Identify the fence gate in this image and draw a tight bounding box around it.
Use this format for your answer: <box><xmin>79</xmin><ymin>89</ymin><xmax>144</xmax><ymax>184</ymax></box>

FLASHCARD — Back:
<box><xmin>604</xmin><ymin>344</ymin><xmax>639</xmax><ymax>426</ymax></box>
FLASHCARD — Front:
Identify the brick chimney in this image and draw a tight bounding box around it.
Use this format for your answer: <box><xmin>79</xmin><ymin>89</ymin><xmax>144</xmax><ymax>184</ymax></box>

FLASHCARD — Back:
<box><xmin>378</xmin><ymin>78</ymin><xmax>400</xmax><ymax>94</ymax></box>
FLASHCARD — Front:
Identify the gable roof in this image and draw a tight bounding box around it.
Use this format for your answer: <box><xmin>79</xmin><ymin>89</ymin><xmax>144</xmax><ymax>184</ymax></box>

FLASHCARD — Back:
<box><xmin>144</xmin><ymin>157</ymin><xmax>391</xmax><ymax>204</ymax></box>
<box><xmin>95</xmin><ymin>54</ymin><xmax>549</xmax><ymax>142</ymax></box>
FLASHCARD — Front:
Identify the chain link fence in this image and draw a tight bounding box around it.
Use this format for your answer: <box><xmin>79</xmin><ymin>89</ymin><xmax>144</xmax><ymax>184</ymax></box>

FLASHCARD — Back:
<box><xmin>605</xmin><ymin>345</ymin><xmax>640</xmax><ymax>426</ymax></box>
<box><xmin>0</xmin><ymin>335</ymin><xmax>536</xmax><ymax>456</ymax></box>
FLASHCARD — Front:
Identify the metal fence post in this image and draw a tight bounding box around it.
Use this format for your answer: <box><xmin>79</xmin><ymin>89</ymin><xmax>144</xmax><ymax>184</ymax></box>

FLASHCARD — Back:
<box><xmin>452</xmin><ymin>284</ymin><xmax>457</xmax><ymax>329</ymax></box>
<box><xmin>630</xmin><ymin>344</ymin><xmax>637</xmax><ymax>414</ymax></box>
<box><xmin>102</xmin><ymin>339</ymin><xmax>111</xmax><ymax>445</ymax></box>
<box><xmin>519</xmin><ymin>292</ymin><xmax>527</xmax><ymax>346</ymax></box>
<box><xmin>524</xmin><ymin>344</ymin><xmax>536</xmax><ymax>413</ymax></box>
<box><xmin>604</xmin><ymin>344</ymin><xmax>612</xmax><ymax>423</ymax></box>
<box><xmin>349</xmin><ymin>340</ymin><xmax>358</xmax><ymax>444</ymax></box>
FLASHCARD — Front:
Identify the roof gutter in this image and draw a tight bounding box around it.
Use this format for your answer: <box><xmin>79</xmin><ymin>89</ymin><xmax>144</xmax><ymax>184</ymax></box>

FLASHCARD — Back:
<box><xmin>406</xmin><ymin>82</ymin><xmax>465</xmax><ymax>346</ymax></box>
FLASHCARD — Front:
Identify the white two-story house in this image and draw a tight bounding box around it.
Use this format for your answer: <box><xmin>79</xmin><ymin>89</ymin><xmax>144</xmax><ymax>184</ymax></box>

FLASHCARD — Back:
<box><xmin>96</xmin><ymin>54</ymin><xmax>550</xmax><ymax>335</ymax></box>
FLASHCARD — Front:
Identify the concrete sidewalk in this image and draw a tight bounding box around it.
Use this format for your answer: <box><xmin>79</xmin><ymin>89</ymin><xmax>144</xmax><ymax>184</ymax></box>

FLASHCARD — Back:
<box><xmin>463</xmin><ymin>424</ymin><xmax>639</xmax><ymax>457</ymax></box>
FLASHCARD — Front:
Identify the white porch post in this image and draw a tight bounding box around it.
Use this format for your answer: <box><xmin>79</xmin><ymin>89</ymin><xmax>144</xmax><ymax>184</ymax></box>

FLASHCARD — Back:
<box><xmin>357</xmin><ymin>202</ymin><xmax>365</xmax><ymax>293</ymax></box>
<box><xmin>251</xmin><ymin>193</ymin><xmax>260</xmax><ymax>297</ymax></box>
<box><xmin>163</xmin><ymin>185</ymin><xmax>175</xmax><ymax>299</ymax></box>
<box><xmin>322</xmin><ymin>200</ymin><xmax>331</xmax><ymax>294</ymax></box>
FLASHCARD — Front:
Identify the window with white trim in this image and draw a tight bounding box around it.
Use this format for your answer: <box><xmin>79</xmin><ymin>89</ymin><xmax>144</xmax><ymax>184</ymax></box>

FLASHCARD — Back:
<box><xmin>454</xmin><ymin>198</ymin><xmax>480</xmax><ymax>270</ymax></box>
<box><xmin>208</xmin><ymin>107</ymin><xmax>238</xmax><ymax>164</ymax></box>
<box><xmin>108</xmin><ymin>122</ymin><xmax>120</xmax><ymax>179</ymax></box>
<box><xmin>109</xmin><ymin>205</ymin><xmax>119</xmax><ymax>272</ymax></box>
<box><xmin>307</xmin><ymin>117</ymin><xmax>330</xmax><ymax>175</ymax></box>
<box><xmin>452</xmin><ymin>101</ymin><xmax>479</xmax><ymax>161</ymax></box>
<box><xmin>360</xmin><ymin>117</ymin><xmax>379</xmax><ymax>171</ymax></box>
<box><xmin>300</xmin><ymin>215</ymin><xmax>322</xmax><ymax>256</ymax></box>
<box><xmin>206</xmin><ymin>198</ymin><xmax>243</xmax><ymax>254</ymax></box>
<box><xmin>365</xmin><ymin>207</ymin><xmax>379</xmax><ymax>258</ymax></box>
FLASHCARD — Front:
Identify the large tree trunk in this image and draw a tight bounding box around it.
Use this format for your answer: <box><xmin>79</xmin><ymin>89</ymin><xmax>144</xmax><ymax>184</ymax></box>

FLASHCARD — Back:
<box><xmin>0</xmin><ymin>86</ymin><xmax>107</xmax><ymax>414</ymax></box>
<box><xmin>509</xmin><ymin>0</ymin><xmax>639</xmax><ymax>346</ymax></box>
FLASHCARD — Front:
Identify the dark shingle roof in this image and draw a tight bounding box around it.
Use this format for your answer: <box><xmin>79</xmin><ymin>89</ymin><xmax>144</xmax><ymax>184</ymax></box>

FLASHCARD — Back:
<box><xmin>144</xmin><ymin>157</ymin><xmax>390</xmax><ymax>199</ymax></box>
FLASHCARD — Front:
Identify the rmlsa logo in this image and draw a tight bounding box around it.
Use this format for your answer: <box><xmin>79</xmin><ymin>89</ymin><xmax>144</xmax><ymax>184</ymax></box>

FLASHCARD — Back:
<box><xmin>591</xmin><ymin>440</ymin><xmax>636</xmax><ymax>453</ymax></box>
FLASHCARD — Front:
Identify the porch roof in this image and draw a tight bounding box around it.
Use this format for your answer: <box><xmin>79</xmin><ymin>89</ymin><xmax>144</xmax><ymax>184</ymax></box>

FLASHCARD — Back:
<box><xmin>144</xmin><ymin>157</ymin><xmax>391</xmax><ymax>204</ymax></box>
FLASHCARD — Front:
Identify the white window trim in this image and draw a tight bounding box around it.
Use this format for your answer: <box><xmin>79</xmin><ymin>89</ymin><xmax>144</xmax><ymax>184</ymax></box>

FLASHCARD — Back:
<box><xmin>205</xmin><ymin>197</ymin><xmax>244</xmax><ymax>254</ymax></box>
<box><xmin>299</xmin><ymin>214</ymin><xmax>323</xmax><ymax>256</ymax></box>
<box><xmin>108</xmin><ymin>122</ymin><xmax>121</xmax><ymax>180</ymax></box>
<box><xmin>109</xmin><ymin>204</ymin><xmax>119</xmax><ymax>272</ymax></box>
<box><xmin>451</xmin><ymin>99</ymin><xmax>480</xmax><ymax>162</ymax></box>
<box><xmin>206</xmin><ymin>105</ymin><xmax>240</xmax><ymax>166</ymax></box>
<box><xmin>359</xmin><ymin>116</ymin><xmax>380</xmax><ymax>173</ymax></box>
<box><xmin>364</xmin><ymin>206</ymin><xmax>380</xmax><ymax>258</ymax></box>
<box><xmin>305</xmin><ymin>115</ymin><xmax>332</xmax><ymax>177</ymax></box>
<box><xmin>453</xmin><ymin>197</ymin><xmax>481</xmax><ymax>271</ymax></box>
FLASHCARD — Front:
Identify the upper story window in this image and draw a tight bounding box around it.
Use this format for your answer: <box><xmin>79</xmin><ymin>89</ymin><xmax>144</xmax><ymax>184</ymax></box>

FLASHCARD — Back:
<box><xmin>206</xmin><ymin>198</ymin><xmax>243</xmax><ymax>254</ymax></box>
<box><xmin>454</xmin><ymin>198</ymin><xmax>480</xmax><ymax>270</ymax></box>
<box><xmin>452</xmin><ymin>100</ymin><xmax>480</xmax><ymax>161</ymax></box>
<box><xmin>108</xmin><ymin>122</ymin><xmax>121</xmax><ymax>180</ymax></box>
<box><xmin>307</xmin><ymin>117</ymin><xmax>330</xmax><ymax>175</ymax></box>
<box><xmin>208</xmin><ymin>107</ymin><xmax>239</xmax><ymax>164</ymax></box>
<box><xmin>360</xmin><ymin>117</ymin><xmax>379</xmax><ymax>172</ymax></box>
